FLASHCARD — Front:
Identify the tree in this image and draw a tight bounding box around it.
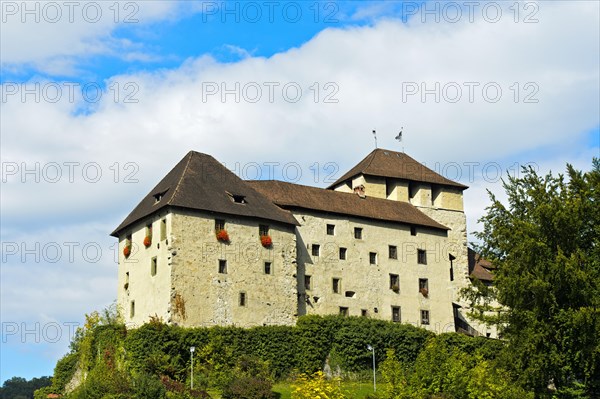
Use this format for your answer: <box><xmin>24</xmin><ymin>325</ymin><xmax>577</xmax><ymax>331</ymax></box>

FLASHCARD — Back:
<box><xmin>465</xmin><ymin>159</ymin><xmax>600</xmax><ymax>397</ymax></box>
<box><xmin>0</xmin><ymin>376</ymin><xmax>52</xmax><ymax>399</ymax></box>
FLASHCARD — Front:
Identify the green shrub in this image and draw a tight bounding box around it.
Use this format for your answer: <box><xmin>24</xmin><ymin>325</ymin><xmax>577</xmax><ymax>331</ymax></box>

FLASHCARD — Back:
<box><xmin>221</xmin><ymin>376</ymin><xmax>275</xmax><ymax>399</ymax></box>
<box><xmin>132</xmin><ymin>372</ymin><xmax>166</xmax><ymax>399</ymax></box>
<box><xmin>220</xmin><ymin>355</ymin><xmax>275</xmax><ymax>399</ymax></box>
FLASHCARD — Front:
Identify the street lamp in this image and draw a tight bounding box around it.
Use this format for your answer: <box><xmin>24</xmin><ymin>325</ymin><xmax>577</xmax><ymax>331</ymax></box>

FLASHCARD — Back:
<box><xmin>190</xmin><ymin>346</ymin><xmax>195</xmax><ymax>390</ymax></box>
<box><xmin>367</xmin><ymin>344</ymin><xmax>376</xmax><ymax>392</ymax></box>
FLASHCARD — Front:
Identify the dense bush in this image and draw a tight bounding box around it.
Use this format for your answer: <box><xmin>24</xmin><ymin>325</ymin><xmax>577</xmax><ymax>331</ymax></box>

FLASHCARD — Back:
<box><xmin>291</xmin><ymin>371</ymin><xmax>347</xmax><ymax>399</ymax></box>
<box><xmin>46</xmin><ymin>313</ymin><xmax>512</xmax><ymax>398</ymax></box>
<box><xmin>221</xmin><ymin>376</ymin><xmax>275</xmax><ymax>399</ymax></box>
<box><xmin>376</xmin><ymin>334</ymin><xmax>532</xmax><ymax>399</ymax></box>
<box><xmin>220</xmin><ymin>355</ymin><xmax>275</xmax><ymax>398</ymax></box>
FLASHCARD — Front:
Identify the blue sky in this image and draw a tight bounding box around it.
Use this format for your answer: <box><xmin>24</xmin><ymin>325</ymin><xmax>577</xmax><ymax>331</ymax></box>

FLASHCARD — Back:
<box><xmin>1</xmin><ymin>0</ymin><xmax>599</xmax><ymax>383</ymax></box>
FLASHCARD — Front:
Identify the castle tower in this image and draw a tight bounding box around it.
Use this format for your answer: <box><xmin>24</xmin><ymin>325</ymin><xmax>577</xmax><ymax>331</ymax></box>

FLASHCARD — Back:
<box><xmin>111</xmin><ymin>151</ymin><xmax>299</xmax><ymax>328</ymax></box>
<box><xmin>327</xmin><ymin>149</ymin><xmax>477</xmax><ymax>333</ymax></box>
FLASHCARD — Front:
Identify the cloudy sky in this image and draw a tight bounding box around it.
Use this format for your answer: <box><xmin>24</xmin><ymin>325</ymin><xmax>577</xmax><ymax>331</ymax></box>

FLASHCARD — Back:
<box><xmin>1</xmin><ymin>0</ymin><xmax>598</xmax><ymax>382</ymax></box>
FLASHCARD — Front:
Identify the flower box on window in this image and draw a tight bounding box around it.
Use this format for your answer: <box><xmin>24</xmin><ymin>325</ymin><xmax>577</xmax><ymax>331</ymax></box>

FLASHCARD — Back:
<box><xmin>216</xmin><ymin>229</ymin><xmax>230</xmax><ymax>243</ymax></box>
<box><xmin>144</xmin><ymin>236</ymin><xmax>152</xmax><ymax>247</ymax></box>
<box><xmin>123</xmin><ymin>245</ymin><xmax>131</xmax><ymax>258</ymax></box>
<box><xmin>260</xmin><ymin>235</ymin><xmax>272</xmax><ymax>248</ymax></box>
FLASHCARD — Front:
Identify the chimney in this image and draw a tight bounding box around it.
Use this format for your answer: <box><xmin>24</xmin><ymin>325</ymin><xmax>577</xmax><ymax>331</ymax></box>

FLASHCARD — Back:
<box><xmin>353</xmin><ymin>184</ymin><xmax>366</xmax><ymax>198</ymax></box>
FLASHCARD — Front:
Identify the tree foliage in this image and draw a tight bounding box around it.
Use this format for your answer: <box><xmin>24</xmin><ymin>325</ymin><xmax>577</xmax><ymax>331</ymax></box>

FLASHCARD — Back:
<box><xmin>465</xmin><ymin>159</ymin><xmax>600</xmax><ymax>397</ymax></box>
<box><xmin>0</xmin><ymin>376</ymin><xmax>51</xmax><ymax>399</ymax></box>
<box><xmin>377</xmin><ymin>335</ymin><xmax>532</xmax><ymax>399</ymax></box>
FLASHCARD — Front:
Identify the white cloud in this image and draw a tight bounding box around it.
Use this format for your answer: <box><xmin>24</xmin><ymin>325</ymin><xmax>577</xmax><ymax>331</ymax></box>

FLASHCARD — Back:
<box><xmin>0</xmin><ymin>1</ymin><xmax>598</xmax><ymax>373</ymax></box>
<box><xmin>0</xmin><ymin>0</ymin><xmax>194</xmax><ymax>74</ymax></box>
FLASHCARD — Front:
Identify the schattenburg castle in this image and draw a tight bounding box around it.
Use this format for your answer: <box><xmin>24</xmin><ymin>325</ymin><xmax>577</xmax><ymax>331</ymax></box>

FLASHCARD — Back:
<box><xmin>111</xmin><ymin>149</ymin><xmax>495</xmax><ymax>336</ymax></box>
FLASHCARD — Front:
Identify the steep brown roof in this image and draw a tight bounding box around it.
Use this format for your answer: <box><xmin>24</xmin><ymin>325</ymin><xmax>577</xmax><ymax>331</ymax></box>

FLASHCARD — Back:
<box><xmin>328</xmin><ymin>148</ymin><xmax>468</xmax><ymax>190</ymax></box>
<box><xmin>468</xmin><ymin>248</ymin><xmax>495</xmax><ymax>282</ymax></box>
<box><xmin>248</xmin><ymin>180</ymin><xmax>448</xmax><ymax>230</ymax></box>
<box><xmin>111</xmin><ymin>151</ymin><xmax>298</xmax><ymax>236</ymax></box>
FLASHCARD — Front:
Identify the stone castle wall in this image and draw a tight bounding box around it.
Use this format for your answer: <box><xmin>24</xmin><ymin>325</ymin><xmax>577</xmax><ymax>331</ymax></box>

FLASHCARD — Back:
<box><xmin>168</xmin><ymin>209</ymin><xmax>297</xmax><ymax>327</ymax></box>
<box><xmin>294</xmin><ymin>209</ymin><xmax>456</xmax><ymax>332</ymax></box>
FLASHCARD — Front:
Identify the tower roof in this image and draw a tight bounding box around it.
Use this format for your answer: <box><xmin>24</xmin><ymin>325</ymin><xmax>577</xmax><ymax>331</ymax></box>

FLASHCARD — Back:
<box><xmin>111</xmin><ymin>151</ymin><xmax>298</xmax><ymax>237</ymax></box>
<box><xmin>328</xmin><ymin>148</ymin><xmax>468</xmax><ymax>190</ymax></box>
<box><xmin>248</xmin><ymin>180</ymin><xmax>448</xmax><ymax>230</ymax></box>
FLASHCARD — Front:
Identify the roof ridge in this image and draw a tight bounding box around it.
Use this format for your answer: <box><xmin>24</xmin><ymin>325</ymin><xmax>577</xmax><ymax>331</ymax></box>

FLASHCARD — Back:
<box><xmin>169</xmin><ymin>151</ymin><xmax>195</xmax><ymax>205</ymax></box>
<box><xmin>362</xmin><ymin>148</ymin><xmax>378</xmax><ymax>174</ymax></box>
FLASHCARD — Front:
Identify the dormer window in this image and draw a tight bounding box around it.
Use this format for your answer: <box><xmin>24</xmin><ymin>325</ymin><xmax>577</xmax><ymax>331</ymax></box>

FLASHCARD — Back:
<box><xmin>226</xmin><ymin>192</ymin><xmax>247</xmax><ymax>204</ymax></box>
<box><xmin>153</xmin><ymin>189</ymin><xmax>168</xmax><ymax>204</ymax></box>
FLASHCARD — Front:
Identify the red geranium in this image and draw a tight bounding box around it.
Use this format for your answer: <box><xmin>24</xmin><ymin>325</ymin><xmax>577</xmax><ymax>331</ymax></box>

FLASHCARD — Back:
<box><xmin>123</xmin><ymin>245</ymin><xmax>131</xmax><ymax>258</ymax></box>
<box><xmin>144</xmin><ymin>236</ymin><xmax>152</xmax><ymax>247</ymax></box>
<box><xmin>260</xmin><ymin>235</ymin><xmax>272</xmax><ymax>248</ymax></box>
<box><xmin>216</xmin><ymin>229</ymin><xmax>230</xmax><ymax>242</ymax></box>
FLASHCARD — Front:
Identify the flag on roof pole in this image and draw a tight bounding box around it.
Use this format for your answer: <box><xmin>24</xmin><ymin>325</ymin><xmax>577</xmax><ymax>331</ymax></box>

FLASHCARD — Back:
<box><xmin>395</xmin><ymin>127</ymin><xmax>403</xmax><ymax>142</ymax></box>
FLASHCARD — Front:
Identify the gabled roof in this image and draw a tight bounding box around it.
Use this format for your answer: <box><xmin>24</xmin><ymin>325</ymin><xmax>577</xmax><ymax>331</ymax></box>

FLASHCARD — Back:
<box><xmin>247</xmin><ymin>180</ymin><xmax>448</xmax><ymax>231</ymax></box>
<box><xmin>328</xmin><ymin>148</ymin><xmax>468</xmax><ymax>190</ymax></box>
<box><xmin>111</xmin><ymin>151</ymin><xmax>298</xmax><ymax>236</ymax></box>
<box><xmin>468</xmin><ymin>248</ymin><xmax>495</xmax><ymax>282</ymax></box>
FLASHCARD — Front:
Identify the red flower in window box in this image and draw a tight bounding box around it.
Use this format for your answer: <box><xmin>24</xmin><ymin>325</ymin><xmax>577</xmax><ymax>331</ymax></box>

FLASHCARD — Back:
<box><xmin>260</xmin><ymin>235</ymin><xmax>272</xmax><ymax>248</ymax></box>
<box><xmin>144</xmin><ymin>236</ymin><xmax>152</xmax><ymax>247</ymax></box>
<box><xmin>123</xmin><ymin>245</ymin><xmax>131</xmax><ymax>258</ymax></box>
<box><xmin>216</xmin><ymin>229</ymin><xmax>230</xmax><ymax>243</ymax></box>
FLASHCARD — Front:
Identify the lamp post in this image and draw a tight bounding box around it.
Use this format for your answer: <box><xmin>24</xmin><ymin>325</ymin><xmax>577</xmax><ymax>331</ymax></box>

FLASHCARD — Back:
<box><xmin>367</xmin><ymin>344</ymin><xmax>376</xmax><ymax>392</ymax></box>
<box><xmin>190</xmin><ymin>346</ymin><xmax>195</xmax><ymax>390</ymax></box>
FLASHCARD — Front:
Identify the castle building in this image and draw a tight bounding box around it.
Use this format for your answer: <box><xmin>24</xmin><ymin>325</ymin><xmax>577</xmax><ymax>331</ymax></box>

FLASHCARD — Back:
<box><xmin>111</xmin><ymin>148</ymin><xmax>489</xmax><ymax>335</ymax></box>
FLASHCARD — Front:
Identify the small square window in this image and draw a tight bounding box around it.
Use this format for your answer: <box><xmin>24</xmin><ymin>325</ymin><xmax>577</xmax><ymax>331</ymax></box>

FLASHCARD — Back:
<box><xmin>418</xmin><ymin>249</ymin><xmax>427</xmax><ymax>265</ymax></box>
<box><xmin>259</xmin><ymin>224</ymin><xmax>269</xmax><ymax>236</ymax></box>
<box><xmin>421</xmin><ymin>310</ymin><xmax>430</xmax><ymax>325</ymax></box>
<box><xmin>326</xmin><ymin>224</ymin><xmax>335</xmax><ymax>235</ymax></box>
<box><xmin>419</xmin><ymin>278</ymin><xmax>429</xmax><ymax>297</ymax></box>
<box><xmin>354</xmin><ymin>227</ymin><xmax>363</xmax><ymax>239</ymax></box>
<box><xmin>239</xmin><ymin>292</ymin><xmax>247</xmax><ymax>307</ymax></box>
<box><xmin>215</xmin><ymin>219</ymin><xmax>225</xmax><ymax>232</ymax></box>
<box><xmin>160</xmin><ymin>218</ymin><xmax>167</xmax><ymax>241</ymax></box>
<box><xmin>304</xmin><ymin>275</ymin><xmax>311</xmax><ymax>290</ymax></box>
<box><xmin>392</xmin><ymin>306</ymin><xmax>401</xmax><ymax>323</ymax></box>
<box><xmin>151</xmin><ymin>257</ymin><xmax>157</xmax><ymax>276</ymax></box>
<box><xmin>312</xmin><ymin>244</ymin><xmax>320</xmax><ymax>257</ymax></box>
<box><xmin>361</xmin><ymin>309</ymin><xmax>368</xmax><ymax>317</ymax></box>
<box><xmin>389</xmin><ymin>245</ymin><xmax>397</xmax><ymax>259</ymax></box>
<box><xmin>411</xmin><ymin>226</ymin><xmax>417</xmax><ymax>236</ymax></box>
<box><xmin>218</xmin><ymin>259</ymin><xmax>227</xmax><ymax>274</ymax></box>
<box><xmin>264</xmin><ymin>262</ymin><xmax>272</xmax><ymax>275</ymax></box>
<box><xmin>369</xmin><ymin>252</ymin><xmax>377</xmax><ymax>265</ymax></box>
<box><xmin>332</xmin><ymin>278</ymin><xmax>341</xmax><ymax>294</ymax></box>
<box><xmin>146</xmin><ymin>223</ymin><xmax>152</xmax><ymax>237</ymax></box>
<box><xmin>389</xmin><ymin>274</ymin><xmax>399</xmax><ymax>292</ymax></box>
<box><xmin>339</xmin><ymin>307</ymin><xmax>349</xmax><ymax>316</ymax></box>
<box><xmin>339</xmin><ymin>247</ymin><xmax>347</xmax><ymax>260</ymax></box>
